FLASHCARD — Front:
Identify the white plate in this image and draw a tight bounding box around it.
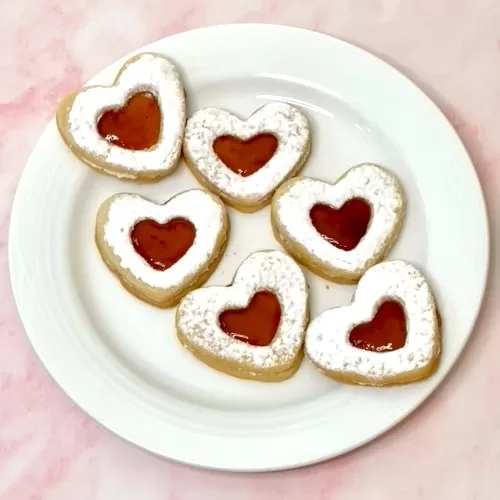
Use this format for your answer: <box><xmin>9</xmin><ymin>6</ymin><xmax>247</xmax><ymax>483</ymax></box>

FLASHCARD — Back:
<box><xmin>9</xmin><ymin>24</ymin><xmax>489</xmax><ymax>471</ymax></box>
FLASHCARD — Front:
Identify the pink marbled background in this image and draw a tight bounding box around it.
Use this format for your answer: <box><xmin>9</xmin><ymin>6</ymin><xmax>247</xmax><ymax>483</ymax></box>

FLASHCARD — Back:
<box><xmin>1</xmin><ymin>1</ymin><xmax>499</xmax><ymax>499</ymax></box>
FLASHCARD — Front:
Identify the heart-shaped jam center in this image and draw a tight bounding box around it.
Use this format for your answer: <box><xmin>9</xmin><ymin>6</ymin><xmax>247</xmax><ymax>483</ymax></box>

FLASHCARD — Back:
<box><xmin>218</xmin><ymin>291</ymin><xmax>281</xmax><ymax>346</ymax></box>
<box><xmin>97</xmin><ymin>91</ymin><xmax>161</xmax><ymax>150</ymax></box>
<box><xmin>212</xmin><ymin>134</ymin><xmax>278</xmax><ymax>177</ymax></box>
<box><xmin>349</xmin><ymin>301</ymin><xmax>406</xmax><ymax>352</ymax></box>
<box><xmin>130</xmin><ymin>218</ymin><xmax>195</xmax><ymax>271</ymax></box>
<box><xmin>309</xmin><ymin>198</ymin><xmax>371</xmax><ymax>251</ymax></box>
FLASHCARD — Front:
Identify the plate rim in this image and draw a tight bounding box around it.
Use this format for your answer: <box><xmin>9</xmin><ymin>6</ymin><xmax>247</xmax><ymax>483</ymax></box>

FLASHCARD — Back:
<box><xmin>8</xmin><ymin>23</ymin><xmax>490</xmax><ymax>472</ymax></box>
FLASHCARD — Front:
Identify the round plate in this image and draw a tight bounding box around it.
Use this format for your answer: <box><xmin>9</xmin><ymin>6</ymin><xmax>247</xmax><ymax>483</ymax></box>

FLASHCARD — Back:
<box><xmin>9</xmin><ymin>24</ymin><xmax>489</xmax><ymax>471</ymax></box>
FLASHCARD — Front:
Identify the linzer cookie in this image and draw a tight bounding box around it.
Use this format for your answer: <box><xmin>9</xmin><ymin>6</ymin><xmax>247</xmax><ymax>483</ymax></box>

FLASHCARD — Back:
<box><xmin>95</xmin><ymin>189</ymin><xmax>228</xmax><ymax>307</ymax></box>
<box><xmin>56</xmin><ymin>53</ymin><xmax>186</xmax><ymax>181</ymax></box>
<box><xmin>305</xmin><ymin>260</ymin><xmax>441</xmax><ymax>386</ymax></box>
<box><xmin>176</xmin><ymin>250</ymin><xmax>309</xmax><ymax>381</ymax></box>
<box><xmin>271</xmin><ymin>164</ymin><xmax>405</xmax><ymax>283</ymax></box>
<box><xmin>183</xmin><ymin>102</ymin><xmax>311</xmax><ymax>212</ymax></box>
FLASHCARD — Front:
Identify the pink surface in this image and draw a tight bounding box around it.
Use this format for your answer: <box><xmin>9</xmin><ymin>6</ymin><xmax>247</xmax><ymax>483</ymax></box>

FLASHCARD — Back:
<box><xmin>0</xmin><ymin>1</ymin><xmax>498</xmax><ymax>499</ymax></box>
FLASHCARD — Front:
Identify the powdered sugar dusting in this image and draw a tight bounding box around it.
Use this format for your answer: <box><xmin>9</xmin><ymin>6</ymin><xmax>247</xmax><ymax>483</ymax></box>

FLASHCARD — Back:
<box><xmin>183</xmin><ymin>102</ymin><xmax>311</xmax><ymax>205</ymax></box>
<box><xmin>102</xmin><ymin>190</ymin><xmax>226</xmax><ymax>289</ymax></box>
<box><xmin>65</xmin><ymin>53</ymin><xmax>186</xmax><ymax>175</ymax></box>
<box><xmin>176</xmin><ymin>250</ymin><xmax>309</xmax><ymax>371</ymax></box>
<box><xmin>305</xmin><ymin>260</ymin><xmax>440</xmax><ymax>381</ymax></box>
<box><xmin>273</xmin><ymin>164</ymin><xmax>405</xmax><ymax>277</ymax></box>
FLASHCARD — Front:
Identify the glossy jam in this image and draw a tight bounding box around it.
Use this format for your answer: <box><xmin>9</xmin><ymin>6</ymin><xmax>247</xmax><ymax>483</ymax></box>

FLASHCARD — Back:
<box><xmin>309</xmin><ymin>199</ymin><xmax>371</xmax><ymax>251</ymax></box>
<box><xmin>212</xmin><ymin>134</ymin><xmax>278</xmax><ymax>177</ymax></box>
<box><xmin>97</xmin><ymin>92</ymin><xmax>161</xmax><ymax>150</ymax></box>
<box><xmin>349</xmin><ymin>301</ymin><xmax>407</xmax><ymax>352</ymax></box>
<box><xmin>218</xmin><ymin>291</ymin><xmax>281</xmax><ymax>346</ymax></box>
<box><xmin>130</xmin><ymin>218</ymin><xmax>195</xmax><ymax>271</ymax></box>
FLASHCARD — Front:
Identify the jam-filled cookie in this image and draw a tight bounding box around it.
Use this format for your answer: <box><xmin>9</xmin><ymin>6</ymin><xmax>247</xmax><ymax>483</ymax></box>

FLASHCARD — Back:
<box><xmin>176</xmin><ymin>250</ymin><xmax>309</xmax><ymax>381</ymax></box>
<box><xmin>305</xmin><ymin>260</ymin><xmax>441</xmax><ymax>386</ymax></box>
<box><xmin>95</xmin><ymin>189</ymin><xmax>228</xmax><ymax>307</ymax></box>
<box><xmin>183</xmin><ymin>102</ymin><xmax>311</xmax><ymax>212</ymax></box>
<box><xmin>271</xmin><ymin>164</ymin><xmax>405</xmax><ymax>283</ymax></box>
<box><xmin>56</xmin><ymin>53</ymin><xmax>186</xmax><ymax>181</ymax></box>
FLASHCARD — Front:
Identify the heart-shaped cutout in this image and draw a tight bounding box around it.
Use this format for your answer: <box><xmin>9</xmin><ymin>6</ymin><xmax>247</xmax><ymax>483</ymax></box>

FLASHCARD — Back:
<box><xmin>95</xmin><ymin>189</ymin><xmax>228</xmax><ymax>308</ymax></box>
<box><xmin>305</xmin><ymin>260</ymin><xmax>441</xmax><ymax>386</ymax></box>
<box><xmin>176</xmin><ymin>250</ymin><xmax>309</xmax><ymax>381</ymax></box>
<box><xmin>219</xmin><ymin>291</ymin><xmax>281</xmax><ymax>346</ymax></box>
<box><xmin>56</xmin><ymin>53</ymin><xmax>186</xmax><ymax>181</ymax></box>
<box><xmin>271</xmin><ymin>164</ymin><xmax>405</xmax><ymax>283</ymax></box>
<box><xmin>348</xmin><ymin>301</ymin><xmax>406</xmax><ymax>352</ymax></box>
<box><xmin>183</xmin><ymin>102</ymin><xmax>311</xmax><ymax>212</ymax></box>
<box><xmin>212</xmin><ymin>134</ymin><xmax>279</xmax><ymax>177</ymax></box>
<box><xmin>309</xmin><ymin>199</ymin><xmax>372</xmax><ymax>251</ymax></box>
<box><xmin>97</xmin><ymin>91</ymin><xmax>161</xmax><ymax>150</ymax></box>
<box><xmin>130</xmin><ymin>218</ymin><xmax>196</xmax><ymax>271</ymax></box>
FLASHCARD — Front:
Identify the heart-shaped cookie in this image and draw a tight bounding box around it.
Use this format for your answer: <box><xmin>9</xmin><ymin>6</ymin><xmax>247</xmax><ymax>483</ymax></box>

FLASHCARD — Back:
<box><xmin>305</xmin><ymin>260</ymin><xmax>441</xmax><ymax>386</ymax></box>
<box><xmin>176</xmin><ymin>250</ymin><xmax>309</xmax><ymax>381</ymax></box>
<box><xmin>271</xmin><ymin>164</ymin><xmax>405</xmax><ymax>283</ymax></box>
<box><xmin>95</xmin><ymin>189</ymin><xmax>228</xmax><ymax>307</ymax></box>
<box><xmin>183</xmin><ymin>102</ymin><xmax>312</xmax><ymax>212</ymax></box>
<box><xmin>56</xmin><ymin>52</ymin><xmax>186</xmax><ymax>182</ymax></box>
